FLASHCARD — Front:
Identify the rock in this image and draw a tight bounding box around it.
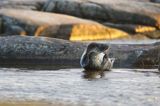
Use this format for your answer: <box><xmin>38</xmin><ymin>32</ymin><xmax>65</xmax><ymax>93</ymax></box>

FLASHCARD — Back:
<box><xmin>0</xmin><ymin>36</ymin><xmax>160</xmax><ymax>69</ymax></box>
<box><xmin>43</xmin><ymin>0</ymin><xmax>160</xmax><ymax>28</ymax></box>
<box><xmin>0</xmin><ymin>9</ymin><xmax>129</xmax><ymax>41</ymax></box>
<box><xmin>0</xmin><ymin>0</ymin><xmax>47</xmax><ymax>10</ymax></box>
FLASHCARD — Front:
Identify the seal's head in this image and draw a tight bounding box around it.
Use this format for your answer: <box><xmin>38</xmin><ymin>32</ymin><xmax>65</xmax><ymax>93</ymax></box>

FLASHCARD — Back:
<box><xmin>80</xmin><ymin>43</ymin><xmax>114</xmax><ymax>71</ymax></box>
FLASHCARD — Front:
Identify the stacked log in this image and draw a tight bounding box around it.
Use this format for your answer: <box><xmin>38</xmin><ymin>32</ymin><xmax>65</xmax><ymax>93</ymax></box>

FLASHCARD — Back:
<box><xmin>0</xmin><ymin>9</ymin><xmax>129</xmax><ymax>41</ymax></box>
<box><xmin>0</xmin><ymin>0</ymin><xmax>46</xmax><ymax>10</ymax></box>
<box><xmin>43</xmin><ymin>0</ymin><xmax>160</xmax><ymax>28</ymax></box>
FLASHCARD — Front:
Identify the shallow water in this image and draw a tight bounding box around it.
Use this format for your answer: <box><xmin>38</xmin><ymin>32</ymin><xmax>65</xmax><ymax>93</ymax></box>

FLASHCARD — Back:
<box><xmin>0</xmin><ymin>68</ymin><xmax>160</xmax><ymax>106</ymax></box>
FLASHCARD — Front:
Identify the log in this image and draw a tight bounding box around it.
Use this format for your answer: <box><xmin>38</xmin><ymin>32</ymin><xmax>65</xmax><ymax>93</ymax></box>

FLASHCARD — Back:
<box><xmin>110</xmin><ymin>43</ymin><xmax>160</xmax><ymax>68</ymax></box>
<box><xmin>103</xmin><ymin>22</ymin><xmax>160</xmax><ymax>39</ymax></box>
<box><xmin>0</xmin><ymin>17</ymin><xmax>2</xmax><ymax>34</ymax></box>
<box><xmin>103</xmin><ymin>22</ymin><xmax>156</xmax><ymax>33</ymax></box>
<box><xmin>0</xmin><ymin>0</ymin><xmax>46</xmax><ymax>10</ymax></box>
<box><xmin>0</xmin><ymin>36</ymin><xmax>86</xmax><ymax>69</ymax></box>
<box><xmin>143</xmin><ymin>30</ymin><xmax>160</xmax><ymax>38</ymax></box>
<box><xmin>43</xmin><ymin>0</ymin><xmax>160</xmax><ymax>28</ymax></box>
<box><xmin>0</xmin><ymin>36</ymin><xmax>159</xmax><ymax>69</ymax></box>
<box><xmin>0</xmin><ymin>9</ymin><xmax>129</xmax><ymax>41</ymax></box>
<box><xmin>151</xmin><ymin>0</ymin><xmax>160</xmax><ymax>3</ymax></box>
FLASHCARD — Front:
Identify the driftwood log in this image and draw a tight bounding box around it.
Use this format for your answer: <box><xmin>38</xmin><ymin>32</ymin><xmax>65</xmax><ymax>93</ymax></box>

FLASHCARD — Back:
<box><xmin>43</xmin><ymin>0</ymin><xmax>160</xmax><ymax>28</ymax></box>
<box><xmin>103</xmin><ymin>23</ymin><xmax>156</xmax><ymax>34</ymax></box>
<box><xmin>0</xmin><ymin>36</ymin><xmax>159</xmax><ymax>69</ymax></box>
<box><xmin>0</xmin><ymin>0</ymin><xmax>46</xmax><ymax>10</ymax></box>
<box><xmin>0</xmin><ymin>9</ymin><xmax>129</xmax><ymax>41</ymax></box>
<box><xmin>0</xmin><ymin>36</ymin><xmax>86</xmax><ymax>69</ymax></box>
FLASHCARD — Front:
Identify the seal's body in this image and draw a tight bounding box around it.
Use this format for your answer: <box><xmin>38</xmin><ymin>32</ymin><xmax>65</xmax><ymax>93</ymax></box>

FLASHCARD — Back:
<box><xmin>80</xmin><ymin>43</ymin><xmax>114</xmax><ymax>71</ymax></box>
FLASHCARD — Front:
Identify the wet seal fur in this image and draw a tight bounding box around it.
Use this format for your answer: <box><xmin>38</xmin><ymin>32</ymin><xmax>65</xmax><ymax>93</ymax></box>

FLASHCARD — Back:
<box><xmin>80</xmin><ymin>43</ymin><xmax>115</xmax><ymax>71</ymax></box>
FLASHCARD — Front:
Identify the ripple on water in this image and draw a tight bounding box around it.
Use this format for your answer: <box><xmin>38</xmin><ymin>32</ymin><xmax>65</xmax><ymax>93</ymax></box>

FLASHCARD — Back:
<box><xmin>0</xmin><ymin>68</ymin><xmax>160</xmax><ymax>106</ymax></box>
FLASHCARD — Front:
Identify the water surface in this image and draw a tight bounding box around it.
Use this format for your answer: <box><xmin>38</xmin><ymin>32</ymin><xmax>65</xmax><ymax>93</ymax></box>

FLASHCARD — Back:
<box><xmin>0</xmin><ymin>68</ymin><xmax>160</xmax><ymax>106</ymax></box>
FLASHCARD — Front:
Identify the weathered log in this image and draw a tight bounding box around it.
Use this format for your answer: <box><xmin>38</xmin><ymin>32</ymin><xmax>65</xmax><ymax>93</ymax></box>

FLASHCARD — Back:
<box><xmin>0</xmin><ymin>17</ymin><xmax>2</xmax><ymax>34</ymax></box>
<box><xmin>133</xmin><ymin>0</ymin><xmax>160</xmax><ymax>3</ymax></box>
<box><xmin>121</xmin><ymin>34</ymin><xmax>149</xmax><ymax>40</ymax></box>
<box><xmin>143</xmin><ymin>30</ymin><xmax>160</xmax><ymax>38</ymax></box>
<box><xmin>103</xmin><ymin>22</ymin><xmax>156</xmax><ymax>33</ymax></box>
<box><xmin>0</xmin><ymin>9</ymin><xmax>129</xmax><ymax>41</ymax></box>
<box><xmin>151</xmin><ymin>0</ymin><xmax>160</xmax><ymax>3</ymax></box>
<box><xmin>110</xmin><ymin>43</ymin><xmax>160</xmax><ymax>68</ymax></box>
<box><xmin>0</xmin><ymin>0</ymin><xmax>46</xmax><ymax>10</ymax></box>
<box><xmin>0</xmin><ymin>36</ymin><xmax>160</xmax><ymax>69</ymax></box>
<box><xmin>132</xmin><ymin>0</ymin><xmax>151</xmax><ymax>2</ymax></box>
<box><xmin>43</xmin><ymin>0</ymin><xmax>160</xmax><ymax>28</ymax></box>
<box><xmin>103</xmin><ymin>22</ymin><xmax>160</xmax><ymax>39</ymax></box>
<box><xmin>0</xmin><ymin>36</ymin><xmax>86</xmax><ymax>69</ymax></box>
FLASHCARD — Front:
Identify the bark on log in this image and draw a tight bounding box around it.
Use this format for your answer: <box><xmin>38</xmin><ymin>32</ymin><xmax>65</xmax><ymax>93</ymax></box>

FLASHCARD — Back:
<box><xmin>0</xmin><ymin>0</ymin><xmax>46</xmax><ymax>10</ymax></box>
<box><xmin>103</xmin><ymin>22</ymin><xmax>156</xmax><ymax>33</ymax></box>
<box><xmin>110</xmin><ymin>43</ymin><xmax>160</xmax><ymax>68</ymax></box>
<box><xmin>0</xmin><ymin>36</ymin><xmax>86</xmax><ymax>69</ymax></box>
<box><xmin>0</xmin><ymin>9</ymin><xmax>129</xmax><ymax>41</ymax></box>
<box><xmin>43</xmin><ymin>0</ymin><xmax>160</xmax><ymax>28</ymax></box>
<box><xmin>0</xmin><ymin>36</ymin><xmax>160</xmax><ymax>69</ymax></box>
<box><xmin>143</xmin><ymin>30</ymin><xmax>160</xmax><ymax>38</ymax></box>
<box><xmin>151</xmin><ymin>0</ymin><xmax>160</xmax><ymax>3</ymax></box>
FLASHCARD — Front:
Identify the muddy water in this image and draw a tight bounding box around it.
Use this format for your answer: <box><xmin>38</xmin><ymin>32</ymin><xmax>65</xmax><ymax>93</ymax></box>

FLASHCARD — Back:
<box><xmin>0</xmin><ymin>68</ymin><xmax>160</xmax><ymax>106</ymax></box>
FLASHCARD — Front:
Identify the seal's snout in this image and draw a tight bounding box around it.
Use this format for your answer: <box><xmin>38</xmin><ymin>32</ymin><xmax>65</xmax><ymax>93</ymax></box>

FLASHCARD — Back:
<box><xmin>80</xmin><ymin>43</ymin><xmax>114</xmax><ymax>71</ymax></box>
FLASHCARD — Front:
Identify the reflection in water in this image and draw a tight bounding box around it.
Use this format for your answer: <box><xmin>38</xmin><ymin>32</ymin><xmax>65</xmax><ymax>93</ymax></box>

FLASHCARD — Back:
<box><xmin>82</xmin><ymin>70</ymin><xmax>110</xmax><ymax>79</ymax></box>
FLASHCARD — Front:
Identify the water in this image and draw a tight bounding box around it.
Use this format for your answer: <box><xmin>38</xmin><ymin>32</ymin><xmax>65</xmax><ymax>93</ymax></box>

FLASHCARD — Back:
<box><xmin>0</xmin><ymin>68</ymin><xmax>160</xmax><ymax>106</ymax></box>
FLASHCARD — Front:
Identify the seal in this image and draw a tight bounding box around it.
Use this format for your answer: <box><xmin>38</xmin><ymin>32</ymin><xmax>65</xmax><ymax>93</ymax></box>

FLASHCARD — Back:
<box><xmin>80</xmin><ymin>43</ymin><xmax>115</xmax><ymax>71</ymax></box>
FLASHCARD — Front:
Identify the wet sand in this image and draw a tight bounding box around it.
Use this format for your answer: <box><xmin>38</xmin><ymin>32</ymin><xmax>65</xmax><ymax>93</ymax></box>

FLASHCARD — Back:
<box><xmin>0</xmin><ymin>68</ymin><xmax>160</xmax><ymax>106</ymax></box>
